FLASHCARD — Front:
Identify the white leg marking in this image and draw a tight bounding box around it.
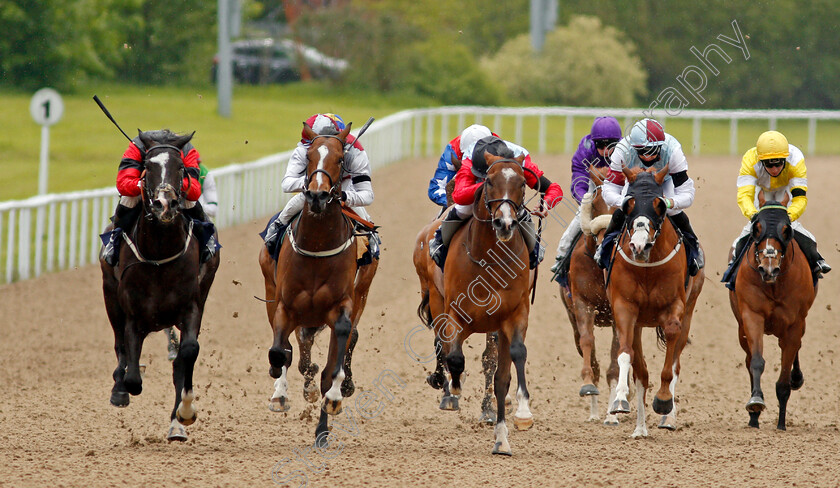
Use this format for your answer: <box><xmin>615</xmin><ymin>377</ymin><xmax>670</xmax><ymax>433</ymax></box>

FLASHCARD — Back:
<box><xmin>588</xmin><ymin>394</ymin><xmax>600</xmax><ymax>422</ymax></box>
<box><xmin>177</xmin><ymin>388</ymin><xmax>195</xmax><ymax>420</ymax></box>
<box><xmin>493</xmin><ymin>420</ymin><xmax>511</xmax><ymax>454</ymax></box>
<box><xmin>271</xmin><ymin>366</ymin><xmax>289</xmax><ymax>400</ymax></box>
<box><xmin>515</xmin><ymin>386</ymin><xmax>532</xmax><ymax>420</ymax></box>
<box><xmin>604</xmin><ymin>379</ymin><xmax>620</xmax><ymax>425</ymax></box>
<box><xmin>669</xmin><ymin>361</ymin><xmax>679</xmax><ymax>417</ymax></box>
<box><xmin>631</xmin><ymin>379</ymin><xmax>648</xmax><ymax>438</ymax></box>
<box><xmin>616</xmin><ymin>352</ymin><xmax>631</xmax><ymax>403</ymax></box>
<box><xmin>325</xmin><ymin>367</ymin><xmax>345</xmax><ymax>402</ymax></box>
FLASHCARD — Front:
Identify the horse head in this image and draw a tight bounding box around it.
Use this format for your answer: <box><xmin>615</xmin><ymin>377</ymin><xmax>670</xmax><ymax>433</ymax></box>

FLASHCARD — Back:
<box><xmin>302</xmin><ymin>122</ymin><xmax>352</xmax><ymax>214</ymax></box>
<box><xmin>620</xmin><ymin>164</ymin><xmax>670</xmax><ymax>261</ymax></box>
<box><xmin>482</xmin><ymin>152</ymin><xmax>527</xmax><ymax>242</ymax></box>
<box><xmin>751</xmin><ymin>192</ymin><xmax>793</xmax><ymax>283</ymax></box>
<box><xmin>138</xmin><ymin>130</ymin><xmax>194</xmax><ymax>224</ymax></box>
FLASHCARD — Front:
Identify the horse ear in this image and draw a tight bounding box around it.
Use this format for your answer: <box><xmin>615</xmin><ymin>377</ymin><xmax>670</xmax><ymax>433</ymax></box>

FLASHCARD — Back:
<box><xmin>302</xmin><ymin>122</ymin><xmax>317</xmax><ymax>142</ymax></box>
<box><xmin>751</xmin><ymin>221</ymin><xmax>762</xmax><ymax>241</ymax></box>
<box><xmin>172</xmin><ymin>131</ymin><xmax>195</xmax><ymax>150</ymax></box>
<box><xmin>621</xmin><ymin>196</ymin><xmax>634</xmax><ymax>214</ymax></box>
<box><xmin>621</xmin><ymin>165</ymin><xmax>635</xmax><ymax>183</ymax></box>
<box><xmin>654</xmin><ymin>163</ymin><xmax>670</xmax><ymax>185</ymax></box>
<box><xmin>782</xmin><ymin>223</ymin><xmax>792</xmax><ymax>243</ymax></box>
<box><xmin>137</xmin><ymin>129</ymin><xmax>153</xmax><ymax>150</ymax></box>
<box><xmin>514</xmin><ymin>154</ymin><xmax>526</xmax><ymax>166</ymax></box>
<box><xmin>656</xmin><ymin>197</ymin><xmax>668</xmax><ymax>215</ymax></box>
<box><xmin>484</xmin><ymin>152</ymin><xmax>500</xmax><ymax>166</ymax></box>
<box><xmin>757</xmin><ymin>189</ymin><xmax>766</xmax><ymax>208</ymax></box>
<box><xmin>338</xmin><ymin>122</ymin><xmax>352</xmax><ymax>143</ymax></box>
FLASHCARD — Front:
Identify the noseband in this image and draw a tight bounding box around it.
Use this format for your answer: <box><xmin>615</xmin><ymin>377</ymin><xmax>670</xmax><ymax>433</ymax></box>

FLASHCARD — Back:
<box><xmin>303</xmin><ymin>134</ymin><xmax>346</xmax><ymax>202</ymax></box>
<box><xmin>477</xmin><ymin>159</ymin><xmax>536</xmax><ymax>223</ymax></box>
<box><xmin>142</xmin><ymin>144</ymin><xmax>186</xmax><ymax>207</ymax></box>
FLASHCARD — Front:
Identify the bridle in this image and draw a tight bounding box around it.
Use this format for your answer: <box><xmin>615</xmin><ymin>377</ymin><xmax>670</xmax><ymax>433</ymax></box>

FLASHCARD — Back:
<box><xmin>141</xmin><ymin>144</ymin><xmax>187</xmax><ymax>212</ymax></box>
<box><xmin>475</xmin><ymin>159</ymin><xmax>538</xmax><ymax>224</ymax></box>
<box><xmin>302</xmin><ymin>134</ymin><xmax>345</xmax><ymax>203</ymax></box>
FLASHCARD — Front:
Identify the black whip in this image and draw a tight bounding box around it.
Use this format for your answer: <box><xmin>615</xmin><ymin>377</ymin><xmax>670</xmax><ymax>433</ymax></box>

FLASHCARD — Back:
<box><xmin>93</xmin><ymin>95</ymin><xmax>133</xmax><ymax>143</ymax></box>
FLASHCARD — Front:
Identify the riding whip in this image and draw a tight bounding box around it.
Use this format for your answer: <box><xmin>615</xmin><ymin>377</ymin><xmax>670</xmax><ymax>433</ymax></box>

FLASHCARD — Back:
<box><xmin>346</xmin><ymin>117</ymin><xmax>375</xmax><ymax>151</ymax></box>
<box><xmin>530</xmin><ymin>194</ymin><xmax>545</xmax><ymax>304</ymax></box>
<box><xmin>93</xmin><ymin>95</ymin><xmax>134</xmax><ymax>143</ymax></box>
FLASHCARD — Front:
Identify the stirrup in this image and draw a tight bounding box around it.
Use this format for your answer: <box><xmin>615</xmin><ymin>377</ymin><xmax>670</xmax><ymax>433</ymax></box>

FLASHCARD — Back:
<box><xmin>815</xmin><ymin>260</ymin><xmax>831</xmax><ymax>274</ymax></box>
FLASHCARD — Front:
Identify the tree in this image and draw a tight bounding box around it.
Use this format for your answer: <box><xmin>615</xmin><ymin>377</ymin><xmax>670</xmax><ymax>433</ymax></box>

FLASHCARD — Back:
<box><xmin>482</xmin><ymin>15</ymin><xmax>647</xmax><ymax>106</ymax></box>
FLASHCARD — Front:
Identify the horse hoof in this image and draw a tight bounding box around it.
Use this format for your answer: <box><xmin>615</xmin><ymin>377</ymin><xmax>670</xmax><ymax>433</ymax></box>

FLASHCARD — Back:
<box><xmin>791</xmin><ymin>372</ymin><xmax>804</xmax><ymax>391</ymax></box>
<box><xmin>746</xmin><ymin>397</ymin><xmax>766</xmax><ymax>413</ymax></box>
<box><xmin>303</xmin><ymin>384</ymin><xmax>320</xmax><ymax>404</ymax></box>
<box><xmin>341</xmin><ymin>377</ymin><xmax>355</xmax><ymax>398</ymax></box>
<box><xmin>323</xmin><ymin>398</ymin><xmax>343</xmax><ymax>416</ymax></box>
<box><xmin>166</xmin><ymin>419</ymin><xmax>188</xmax><ymax>442</ymax></box>
<box><xmin>579</xmin><ymin>384</ymin><xmax>599</xmax><ymax>397</ymax></box>
<box><xmin>426</xmin><ymin>373</ymin><xmax>445</xmax><ymax>390</ymax></box>
<box><xmin>603</xmin><ymin>415</ymin><xmax>620</xmax><ymax>426</ymax></box>
<box><xmin>658</xmin><ymin>415</ymin><xmax>677</xmax><ymax>430</ymax></box>
<box><xmin>110</xmin><ymin>391</ymin><xmax>130</xmax><ymax>408</ymax></box>
<box><xmin>478</xmin><ymin>410</ymin><xmax>497</xmax><ymax>425</ymax></box>
<box><xmin>652</xmin><ymin>397</ymin><xmax>673</xmax><ymax>415</ymax></box>
<box><xmin>491</xmin><ymin>442</ymin><xmax>512</xmax><ymax>456</ymax></box>
<box><xmin>609</xmin><ymin>399</ymin><xmax>630</xmax><ymax>414</ymax></box>
<box><xmin>776</xmin><ymin>422</ymin><xmax>787</xmax><ymax>431</ymax></box>
<box><xmin>269</xmin><ymin>396</ymin><xmax>290</xmax><ymax>412</ymax></box>
<box><xmin>439</xmin><ymin>395</ymin><xmax>459</xmax><ymax>411</ymax></box>
<box><xmin>124</xmin><ymin>381</ymin><xmax>142</xmax><ymax>396</ymax></box>
<box><xmin>167</xmin><ymin>349</ymin><xmax>178</xmax><ymax>361</ymax></box>
<box><xmin>176</xmin><ymin>411</ymin><xmax>197</xmax><ymax>426</ymax></box>
<box><xmin>513</xmin><ymin>416</ymin><xmax>534</xmax><ymax>431</ymax></box>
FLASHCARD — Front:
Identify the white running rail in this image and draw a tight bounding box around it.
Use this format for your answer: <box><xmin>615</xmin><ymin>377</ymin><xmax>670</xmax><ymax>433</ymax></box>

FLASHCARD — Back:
<box><xmin>2</xmin><ymin>106</ymin><xmax>839</xmax><ymax>284</ymax></box>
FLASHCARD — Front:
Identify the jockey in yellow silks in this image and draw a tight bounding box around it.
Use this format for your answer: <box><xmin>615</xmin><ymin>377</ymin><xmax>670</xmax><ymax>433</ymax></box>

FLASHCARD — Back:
<box><xmin>726</xmin><ymin>130</ymin><xmax>830</xmax><ymax>279</ymax></box>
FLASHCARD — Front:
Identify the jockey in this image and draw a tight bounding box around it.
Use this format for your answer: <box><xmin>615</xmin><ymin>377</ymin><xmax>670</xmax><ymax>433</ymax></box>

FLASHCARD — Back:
<box><xmin>550</xmin><ymin>116</ymin><xmax>622</xmax><ymax>278</ymax></box>
<box><xmin>428</xmin><ymin>135</ymin><xmax>564</xmax><ymax>270</ymax></box>
<box><xmin>427</xmin><ymin>124</ymin><xmax>494</xmax><ymax>208</ymax></box>
<box><xmin>101</xmin><ymin>129</ymin><xmax>215</xmax><ymax>266</ymax></box>
<box><xmin>198</xmin><ymin>163</ymin><xmax>219</xmax><ymax>220</ymax></box>
<box><xmin>595</xmin><ymin>118</ymin><xmax>705</xmax><ymax>276</ymax></box>
<box><xmin>261</xmin><ymin>113</ymin><xmax>379</xmax><ymax>264</ymax></box>
<box><xmin>724</xmin><ymin>130</ymin><xmax>830</xmax><ymax>279</ymax></box>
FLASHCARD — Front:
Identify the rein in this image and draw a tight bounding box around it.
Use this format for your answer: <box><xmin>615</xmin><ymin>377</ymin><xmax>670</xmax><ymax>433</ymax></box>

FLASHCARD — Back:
<box><xmin>121</xmin><ymin>219</ymin><xmax>195</xmax><ymax>267</ymax></box>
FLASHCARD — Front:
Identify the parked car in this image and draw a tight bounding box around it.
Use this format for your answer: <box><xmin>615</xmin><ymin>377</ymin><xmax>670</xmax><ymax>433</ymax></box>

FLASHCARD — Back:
<box><xmin>212</xmin><ymin>38</ymin><xmax>348</xmax><ymax>84</ymax></box>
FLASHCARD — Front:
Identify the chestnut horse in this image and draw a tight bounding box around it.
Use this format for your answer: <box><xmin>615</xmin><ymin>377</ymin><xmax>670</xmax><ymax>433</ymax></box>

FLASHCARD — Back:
<box><xmin>606</xmin><ymin>165</ymin><xmax>704</xmax><ymax>437</ymax></box>
<box><xmin>729</xmin><ymin>194</ymin><xmax>815</xmax><ymax>430</ymax></box>
<box><xmin>101</xmin><ymin>130</ymin><xmax>220</xmax><ymax>441</ymax></box>
<box><xmin>258</xmin><ymin>122</ymin><xmax>378</xmax><ymax>444</ymax></box>
<box><xmin>559</xmin><ymin>167</ymin><xmax>622</xmax><ymax>424</ymax></box>
<box><xmin>417</xmin><ymin>153</ymin><xmax>535</xmax><ymax>455</ymax></box>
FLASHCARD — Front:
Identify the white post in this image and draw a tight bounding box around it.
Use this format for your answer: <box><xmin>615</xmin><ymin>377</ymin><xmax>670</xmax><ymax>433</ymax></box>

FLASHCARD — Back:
<box><xmin>692</xmin><ymin>117</ymin><xmax>701</xmax><ymax>155</ymax></box>
<box><xmin>729</xmin><ymin>118</ymin><xmax>738</xmax><ymax>156</ymax></box>
<box><xmin>38</xmin><ymin>126</ymin><xmax>50</xmax><ymax>195</ymax></box>
<box><xmin>807</xmin><ymin>118</ymin><xmax>817</xmax><ymax>155</ymax></box>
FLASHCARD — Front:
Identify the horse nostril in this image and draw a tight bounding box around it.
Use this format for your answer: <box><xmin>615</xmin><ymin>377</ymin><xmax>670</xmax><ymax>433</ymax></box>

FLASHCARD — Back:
<box><xmin>644</xmin><ymin>243</ymin><xmax>653</xmax><ymax>251</ymax></box>
<box><xmin>152</xmin><ymin>200</ymin><xmax>163</xmax><ymax>210</ymax></box>
<box><xmin>492</xmin><ymin>219</ymin><xmax>502</xmax><ymax>229</ymax></box>
<box><xmin>170</xmin><ymin>199</ymin><xmax>179</xmax><ymax>210</ymax></box>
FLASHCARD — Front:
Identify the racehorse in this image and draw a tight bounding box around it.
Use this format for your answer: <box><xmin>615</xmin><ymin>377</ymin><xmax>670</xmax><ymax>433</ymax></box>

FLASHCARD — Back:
<box><xmin>729</xmin><ymin>193</ymin><xmax>815</xmax><ymax>430</ymax></box>
<box><xmin>100</xmin><ymin>130</ymin><xmax>220</xmax><ymax>442</ymax></box>
<box><xmin>559</xmin><ymin>166</ymin><xmax>622</xmax><ymax>424</ymax></box>
<box><xmin>258</xmin><ymin>121</ymin><xmax>378</xmax><ymax>444</ymax></box>
<box><xmin>417</xmin><ymin>152</ymin><xmax>535</xmax><ymax>455</ymax></box>
<box><xmin>606</xmin><ymin>164</ymin><xmax>704</xmax><ymax>437</ymax></box>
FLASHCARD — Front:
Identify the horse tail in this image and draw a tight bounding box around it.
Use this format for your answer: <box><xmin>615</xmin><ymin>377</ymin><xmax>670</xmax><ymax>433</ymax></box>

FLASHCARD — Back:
<box><xmin>417</xmin><ymin>289</ymin><xmax>432</xmax><ymax>328</ymax></box>
<box><xmin>656</xmin><ymin>326</ymin><xmax>667</xmax><ymax>350</ymax></box>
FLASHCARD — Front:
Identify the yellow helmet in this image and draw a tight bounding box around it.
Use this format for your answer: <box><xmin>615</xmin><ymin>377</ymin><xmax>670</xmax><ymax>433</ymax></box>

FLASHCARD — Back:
<box><xmin>756</xmin><ymin>131</ymin><xmax>790</xmax><ymax>160</ymax></box>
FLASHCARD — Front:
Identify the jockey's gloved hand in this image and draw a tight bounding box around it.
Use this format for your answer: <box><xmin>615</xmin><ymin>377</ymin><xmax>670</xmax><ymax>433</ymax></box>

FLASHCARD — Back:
<box><xmin>543</xmin><ymin>182</ymin><xmax>564</xmax><ymax>210</ymax></box>
<box><xmin>341</xmin><ymin>191</ymin><xmax>347</xmax><ymax>202</ymax></box>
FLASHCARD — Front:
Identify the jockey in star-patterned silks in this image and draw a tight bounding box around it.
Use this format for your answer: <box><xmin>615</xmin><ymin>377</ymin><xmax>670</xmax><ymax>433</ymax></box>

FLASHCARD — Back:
<box><xmin>100</xmin><ymin>129</ymin><xmax>216</xmax><ymax>266</ymax></box>
<box><xmin>428</xmin><ymin>135</ymin><xmax>564</xmax><ymax>270</ymax></box>
<box><xmin>260</xmin><ymin>113</ymin><xmax>380</xmax><ymax>265</ymax></box>
<box><xmin>427</xmin><ymin>124</ymin><xmax>498</xmax><ymax>208</ymax></box>
<box><xmin>722</xmin><ymin>130</ymin><xmax>830</xmax><ymax>288</ymax></box>
<box><xmin>550</xmin><ymin>116</ymin><xmax>622</xmax><ymax>281</ymax></box>
<box><xmin>595</xmin><ymin>118</ymin><xmax>704</xmax><ymax>276</ymax></box>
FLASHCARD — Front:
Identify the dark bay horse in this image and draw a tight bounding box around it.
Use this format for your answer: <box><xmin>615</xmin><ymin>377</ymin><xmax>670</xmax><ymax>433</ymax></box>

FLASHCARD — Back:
<box><xmin>559</xmin><ymin>167</ymin><xmax>622</xmax><ymax>424</ymax></box>
<box><xmin>100</xmin><ymin>130</ymin><xmax>220</xmax><ymax>441</ymax></box>
<box><xmin>258</xmin><ymin>122</ymin><xmax>378</xmax><ymax>444</ymax></box>
<box><xmin>606</xmin><ymin>165</ymin><xmax>704</xmax><ymax>437</ymax></box>
<box><xmin>729</xmin><ymin>193</ymin><xmax>815</xmax><ymax>430</ymax></box>
<box><xmin>418</xmin><ymin>153</ymin><xmax>535</xmax><ymax>455</ymax></box>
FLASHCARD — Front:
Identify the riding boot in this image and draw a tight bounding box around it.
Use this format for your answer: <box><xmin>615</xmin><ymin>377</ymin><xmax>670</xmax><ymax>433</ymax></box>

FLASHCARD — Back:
<box><xmin>264</xmin><ymin>216</ymin><xmax>291</xmax><ymax>258</ymax></box>
<box><xmin>794</xmin><ymin>231</ymin><xmax>831</xmax><ymax>274</ymax></box>
<box><xmin>429</xmin><ymin>208</ymin><xmax>467</xmax><ymax>270</ymax></box>
<box><xmin>102</xmin><ymin>204</ymin><xmax>141</xmax><ymax>266</ymax></box>
<box><xmin>722</xmin><ymin>234</ymin><xmax>750</xmax><ymax>290</ymax></box>
<box><xmin>670</xmin><ymin>211</ymin><xmax>704</xmax><ymax>276</ymax></box>
<box><xmin>184</xmin><ymin>202</ymin><xmax>216</xmax><ymax>263</ymax></box>
<box><xmin>517</xmin><ymin>212</ymin><xmax>543</xmax><ymax>270</ymax></box>
<box><xmin>551</xmin><ymin>221</ymin><xmax>582</xmax><ymax>275</ymax></box>
<box><xmin>593</xmin><ymin>209</ymin><xmax>626</xmax><ymax>269</ymax></box>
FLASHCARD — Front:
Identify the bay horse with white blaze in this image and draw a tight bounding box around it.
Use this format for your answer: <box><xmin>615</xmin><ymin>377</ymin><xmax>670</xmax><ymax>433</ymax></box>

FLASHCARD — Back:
<box><xmin>729</xmin><ymin>193</ymin><xmax>815</xmax><ymax>430</ymax></box>
<box><xmin>422</xmin><ymin>152</ymin><xmax>536</xmax><ymax>455</ymax></box>
<box><xmin>100</xmin><ymin>130</ymin><xmax>220</xmax><ymax>441</ymax></box>
<box><xmin>606</xmin><ymin>164</ymin><xmax>704</xmax><ymax>437</ymax></box>
<box><xmin>559</xmin><ymin>166</ymin><xmax>622</xmax><ymax>424</ymax></box>
<box><xmin>258</xmin><ymin>121</ymin><xmax>378</xmax><ymax>444</ymax></box>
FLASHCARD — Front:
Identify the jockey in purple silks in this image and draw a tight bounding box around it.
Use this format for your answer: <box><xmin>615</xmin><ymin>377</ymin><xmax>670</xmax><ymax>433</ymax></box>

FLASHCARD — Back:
<box><xmin>550</xmin><ymin>116</ymin><xmax>622</xmax><ymax>280</ymax></box>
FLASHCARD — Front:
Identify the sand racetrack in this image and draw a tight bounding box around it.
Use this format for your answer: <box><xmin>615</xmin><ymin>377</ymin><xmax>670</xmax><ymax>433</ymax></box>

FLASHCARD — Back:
<box><xmin>1</xmin><ymin>154</ymin><xmax>840</xmax><ymax>487</ymax></box>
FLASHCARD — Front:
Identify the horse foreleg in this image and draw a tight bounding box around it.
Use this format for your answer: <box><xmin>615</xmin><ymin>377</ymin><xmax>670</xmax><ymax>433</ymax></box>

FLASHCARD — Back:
<box><xmin>609</xmin><ymin>301</ymin><xmax>637</xmax><ymax>416</ymax></box>
<box><xmin>574</xmin><ymin>301</ymin><xmax>600</xmax><ymax>402</ymax></box>
<box><xmin>630</xmin><ymin>331</ymin><xmax>649</xmax><ymax>438</ymax></box>
<box><xmin>323</xmin><ymin>308</ymin><xmax>352</xmax><ymax>417</ymax></box>
<box><xmin>491</xmin><ymin>332</ymin><xmax>513</xmax><ymax>456</ymax></box>
<box><xmin>741</xmin><ymin>309</ymin><xmax>766</xmax><ymax>428</ymax></box>
<box><xmin>268</xmin><ymin>306</ymin><xmax>295</xmax><ymax>413</ymax></box>
<box><xmin>297</xmin><ymin>326</ymin><xmax>321</xmax><ymax>404</ymax></box>
<box><xmin>603</xmin><ymin>324</ymin><xmax>621</xmax><ymax>426</ymax></box>
<box><xmin>653</xmin><ymin>310</ymin><xmax>684</xmax><ymax>428</ymax></box>
<box><xmin>122</xmin><ymin>319</ymin><xmax>144</xmax><ymax>397</ymax></box>
<box><xmin>776</xmin><ymin>324</ymin><xmax>804</xmax><ymax>431</ymax></box>
<box><xmin>478</xmin><ymin>332</ymin><xmax>499</xmax><ymax>424</ymax></box>
<box><xmin>510</xmin><ymin>329</ymin><xmax>533</xmax><ymax>432</ymax></box>
<box><xmin>166</xmin><ymin>304</ymin><xmax>202</xmax><ymax>442</ymax></box>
